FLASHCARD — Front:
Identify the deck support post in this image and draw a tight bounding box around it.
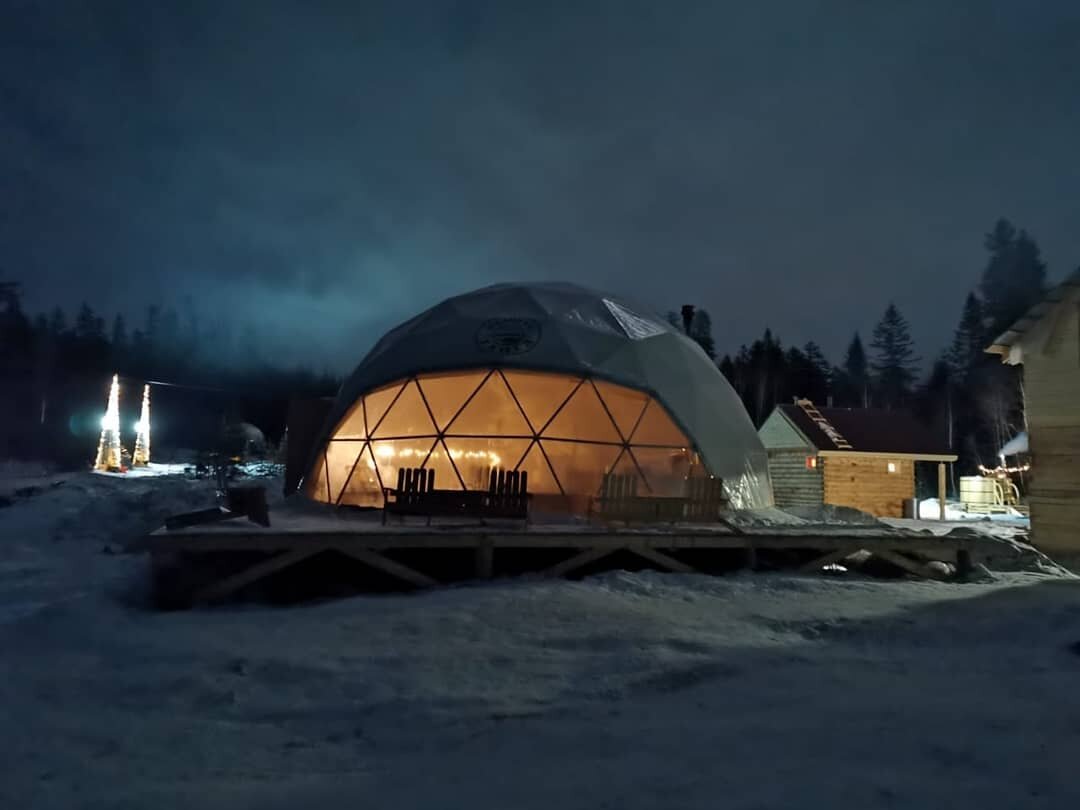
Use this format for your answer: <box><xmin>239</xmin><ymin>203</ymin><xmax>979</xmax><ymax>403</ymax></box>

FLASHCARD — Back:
<box><xmin>955</xmin><ymin>548</ymin><xmax>974</xmax><ymax>579</ymax></box>
<box><xmin>475</xmin><ymin>540</ymin><xmax>494</xmax><ymax>579</ymax></box>
<box><xmin>744</xmin><ymin>544</ymin><xmax>757</xmax><ymax>571</ymax></box>
<box><xmin>938</xmin><ymin>462</ymin><xmax>947</xmax><ymax>521</ymax></box>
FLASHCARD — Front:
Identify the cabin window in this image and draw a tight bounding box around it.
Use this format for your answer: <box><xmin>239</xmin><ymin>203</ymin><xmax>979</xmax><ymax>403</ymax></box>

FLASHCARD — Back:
<box><xmin>887</xmin><ymin>462</ymin><xmax>898</xmax><ymax>474</ymax></box>
<box><xmin>805</xmin><ymin>456</ymin><xmax>818</xmax><ymax>469</ymax></box>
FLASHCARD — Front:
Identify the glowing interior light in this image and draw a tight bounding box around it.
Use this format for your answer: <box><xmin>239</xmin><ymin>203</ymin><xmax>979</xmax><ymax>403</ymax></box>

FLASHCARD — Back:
<box><xmin>93</xmin><ymin>374</ymin><xmax>123</xmax><ymax>472</ymax></box>
<box><xmin>132</xmin><ymin>384</ymin><xmax>151</xmax><ymax>466</ymax></box>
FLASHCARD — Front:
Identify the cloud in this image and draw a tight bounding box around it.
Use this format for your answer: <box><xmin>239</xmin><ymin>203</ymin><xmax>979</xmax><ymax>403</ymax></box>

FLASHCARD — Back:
<box><xmin>3</xmin><ymin>0</ymin><xmax>1080</xmax><ymax>371</ymax></box>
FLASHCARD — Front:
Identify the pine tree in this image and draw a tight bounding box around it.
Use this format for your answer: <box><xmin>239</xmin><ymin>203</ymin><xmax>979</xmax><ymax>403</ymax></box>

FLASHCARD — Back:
<box><xmin>979</xmin><ymin>218</ymin><xmax>1047</xmax><ymax>336</ymax></box>
<box><xmin>946</xmin><ymin>293</ymin><xmax>987</xmax><ymax>380</ymax></box>
<box><xmin>75</xmin><ymin>303</ymin><xmax>99</xmax><ymax>339</ymax></box>
<box><xmin>870</xmin><ymin>303</ymin><xmax>919</xmax><ymax>409</ymax></box>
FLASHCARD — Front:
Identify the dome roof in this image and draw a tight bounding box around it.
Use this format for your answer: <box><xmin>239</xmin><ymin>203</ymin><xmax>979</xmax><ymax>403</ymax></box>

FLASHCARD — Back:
<box><xmin>317</xmin><ymin>282</ymin><xmax>772</xmax><ymax>507</ymax></box>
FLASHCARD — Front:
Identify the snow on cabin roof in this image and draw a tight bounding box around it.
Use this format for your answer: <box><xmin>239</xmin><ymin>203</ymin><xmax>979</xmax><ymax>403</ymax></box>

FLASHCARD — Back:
<box><xmin>776</xmin><ymin>403</ymin><xmax>953</xmax><ymax>457</ymax></box>
<box><xmin>987</xmin><ymin>267</ymin><xmax>1080</xmax><ymax>356</ymax></box>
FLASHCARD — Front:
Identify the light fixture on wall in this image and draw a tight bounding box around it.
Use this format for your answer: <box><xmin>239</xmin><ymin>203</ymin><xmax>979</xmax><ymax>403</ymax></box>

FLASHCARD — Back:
<box><xmin>887</xmin><ymin>461</ymin><xmax>897</xmax><ymax>474</ymax></box>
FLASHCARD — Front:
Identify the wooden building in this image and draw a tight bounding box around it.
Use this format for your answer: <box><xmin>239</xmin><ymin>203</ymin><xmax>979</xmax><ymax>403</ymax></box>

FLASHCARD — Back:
<box><xmin>987</xmin><ymin>269</ymin><xmax>1080</xmax><ymax>554</ymax></box>
<box><xmin>759</xmin><ymin>400</ymin><xmax>956</xmax><ymax>518</ymax></box>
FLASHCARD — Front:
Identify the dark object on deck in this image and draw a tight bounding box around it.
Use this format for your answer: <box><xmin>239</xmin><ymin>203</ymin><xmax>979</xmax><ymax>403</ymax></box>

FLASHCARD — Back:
<box><xmin>165</xmin><ymin>485</ymin><xmax>270</xmax><ymax>530</ymax></box>
<box><xmin>382</xmin><ymin>468</ymin><xmax>529</xmax><ymax>525</ymax></box>
<box><xmin>283</xmin><ymin>397</ymin><xmax>334</xmax><ymax>496</ymax></box>
<box><xmin>590</xmin><ymin>473</ymin><xmax>727</xmax><ymax>523</ymax></box>
<box><xmin>903</xmin><ymin>497</ymin><xmax>919</xmax><ymax>519</ymax></box>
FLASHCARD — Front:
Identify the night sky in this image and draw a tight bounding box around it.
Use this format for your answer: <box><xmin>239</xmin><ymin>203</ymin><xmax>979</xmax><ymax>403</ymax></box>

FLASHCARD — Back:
<box><xmin>4</xmin><ymin>1</ymin><xmax>1079</xmax><ymax>371</ymax></box>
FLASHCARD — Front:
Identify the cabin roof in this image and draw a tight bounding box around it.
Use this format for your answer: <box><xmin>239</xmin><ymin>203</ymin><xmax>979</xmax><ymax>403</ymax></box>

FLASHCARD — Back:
<box><xmin>775</xmin><ymin>403</ymin><xmax>953</xmax><ymax>457</ymax></box>
<box><xmin>987</xmin><ymin>267</ymin><xmax>1080</xmax><ymax>356</ymax></box>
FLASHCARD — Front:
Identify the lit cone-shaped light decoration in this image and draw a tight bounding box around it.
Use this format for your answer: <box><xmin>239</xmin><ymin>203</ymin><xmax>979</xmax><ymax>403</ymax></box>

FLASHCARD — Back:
<box><xmin>132</xmin><ymin>383</ymin><xmax>151</xmax><ymax>466</ymax></box>
<box><xmin>94</xmin><ymin>374</ymin><xmax>123</xmax><ymax>472</ymax></box>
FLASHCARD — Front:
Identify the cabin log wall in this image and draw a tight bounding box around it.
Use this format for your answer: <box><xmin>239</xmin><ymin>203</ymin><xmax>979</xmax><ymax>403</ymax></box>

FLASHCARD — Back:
<box><xmin>822</xmin><ymin>456</ymin><xmax>914</xmax><ymax>518</ymax></box>
<box><xmin>1020</xmin><ymin>296</ymin><xmax>1080</xmax><ymax>553</ymax></box>
<box><xmin>767</xmin><ymin>449</ymin><xmax>824</xmax><ymax>508</ymax></box>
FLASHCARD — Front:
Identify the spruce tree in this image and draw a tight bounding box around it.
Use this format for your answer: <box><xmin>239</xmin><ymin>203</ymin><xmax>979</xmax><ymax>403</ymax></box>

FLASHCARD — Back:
<box><xmin>979</xmin><ymin>218</ymin><xmax>1047</xmax><ymax>336</ymax></box>
<box><xmin>870</xmin><ymin>303</ymin><xmax>919</xmax><ymax>409</ymax></box>
<box><xmin>840</xmin><ymin>332</ymin><xmax>870</xmax><ymax>407</ymax></box>
<box><xmin>946</xmin><ymin>293</ymin><xmax>987</xmax><ymax>379</ymax></box>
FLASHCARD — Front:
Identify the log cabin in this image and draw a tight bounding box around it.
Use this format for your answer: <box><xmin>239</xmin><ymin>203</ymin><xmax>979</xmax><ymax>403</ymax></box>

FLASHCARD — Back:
<box><xmin>759</xmin><ymin>400</ymin><xmax>956</xmax><ymax>518</ymax></box>
<box><xmin>987</xmin><ymin>268</ymin><xmax>1080</xmax><ymax>554</ymax></box>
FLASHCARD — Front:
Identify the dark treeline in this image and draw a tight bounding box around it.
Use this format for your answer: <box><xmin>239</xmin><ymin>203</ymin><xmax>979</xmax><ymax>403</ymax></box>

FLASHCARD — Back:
<box><xmin>677</xmin><ymin>218</ymin><xmax>1054</xmax><ymax>478</ymax></box>
<box><xmin>0</xmin><ymin>291</ymin><xmax>339</xmax><ymax>465</ymax></box>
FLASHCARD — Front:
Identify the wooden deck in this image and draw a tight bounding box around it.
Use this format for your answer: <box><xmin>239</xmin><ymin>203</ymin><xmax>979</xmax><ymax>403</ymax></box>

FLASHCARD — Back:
<box><xmin>130</xmin><ymin>504</ymin><xmax>1012</xmax><ymax>605</ymax></box>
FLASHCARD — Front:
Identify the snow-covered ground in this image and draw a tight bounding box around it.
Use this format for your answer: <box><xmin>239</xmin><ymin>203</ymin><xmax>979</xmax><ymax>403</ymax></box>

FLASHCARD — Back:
<box><xmin>1</xmin><ymin>468</ymin><xmax>1079</xmax><ymax>809</ymax></box>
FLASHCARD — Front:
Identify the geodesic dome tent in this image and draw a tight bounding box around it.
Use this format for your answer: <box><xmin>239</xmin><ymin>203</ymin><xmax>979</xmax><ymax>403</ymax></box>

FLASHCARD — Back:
<box><xmin>305</xmin><ymin>282</ymin><xmax>772</xmax><ymax>513</ymax></box>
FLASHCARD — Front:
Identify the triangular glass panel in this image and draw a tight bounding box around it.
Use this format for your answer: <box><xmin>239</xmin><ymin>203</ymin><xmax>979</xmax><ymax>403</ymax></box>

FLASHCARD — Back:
<box><xmin>444</xmin><ymin>372</ymin><xmax>532</xmax><ymax>437</ymax></box>
<box><xmin>515</xmin><ymin>441</ymin><xmax>563</xmax><ymax>495</ymax></box>
<box><xmin>442</xmin><ymin>437</ymin><xmax>532</xmax><ymax>491</ymax></box>
<box><xmin>338</xmin><ymin>442</ymin><xmax>383</xmax><ymax>507</ymax></box>
<box><xmin>501</xmin><ymin>370</ymin><xmax>581</xmax><ymax>434</ymax></box>
<box><xmin>416</xmin><ymin>371</ymin><xmax>488</xmax><ymax>432</ymax></box>
<box><xmin>541</xmin><ymin>382</ymin><xmax>621</xmax><ymax>443</ymax></box>
<box><xmin>333</xmin><ymin>400</ymin><xmax>367</xmax><ymax>440</ymax></box>
<box><xmin>591</xmin><ymin>380</ymin><xmax>648</xmax><ymax>442</ymax></box>
<box><xmin>421</xmin><ymin>438</ymin><xmax>465</xmax><ymax>490</ymax></box>
<box><xmin>362</xmin><ymin>381</ymin><xmax>405</xmax><ymax>436</ymax></box>
<box><xmin>370</xmin><ymin>437</ymin><xmax>441</xmax><ymax>491</ymax></box>
<box><xmin>630</xmin><ymin>399</ymin><xmax>688</xmax><ymax>446</ymax></box>
<box><xmin>325</xmin><ymin>440</ymin><xmax>365</xmax><ymax>504</ymax></box>
<box><xmin>540</xmin><ymin>439</ymin><xmax>622</xmax><ymax>498</ymax></box>
<box><xmin>305</xmin><ymin>451</ymin><xmax>330</xmax><ymax>502</ymax></box>
<box><xmin>370</xmin><ymin>380</ymin><xmax>437</xmax><ymax>438</ymax></box>
<box><xmin>629</xmin><ymin>446</ymin><xmax>695</xmax><ymax>497</ymax></box>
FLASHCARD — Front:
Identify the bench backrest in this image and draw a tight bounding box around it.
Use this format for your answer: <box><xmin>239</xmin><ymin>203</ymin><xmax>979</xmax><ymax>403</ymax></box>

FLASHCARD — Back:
<box><xmin>396</xmin><ymin>467</ymin><xmax>435</xmax><ymax>504</ymax></box>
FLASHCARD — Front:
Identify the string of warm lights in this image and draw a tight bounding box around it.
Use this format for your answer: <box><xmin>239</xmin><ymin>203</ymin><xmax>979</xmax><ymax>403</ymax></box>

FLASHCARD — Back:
<box><xmin>979</xmin><ymin>463</ymin><xmax>1031</xmax><ymax>476</ymax></box>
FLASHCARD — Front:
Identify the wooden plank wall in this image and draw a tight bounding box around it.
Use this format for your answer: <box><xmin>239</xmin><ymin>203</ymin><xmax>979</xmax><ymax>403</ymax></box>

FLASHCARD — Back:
<box><xmin>767</xmin><ymin>449</ymin><xmax>823</xmax><ymax>508</ymax></box>
<box><xmin>822</xmin><ymin>456</ymin><xmax>914</xmax><ymax>518</ymax></box>
<box><xmin>1022</xmin><ymin>295</ymin><xmax>1080</xmax><ymax>552</ymax></box>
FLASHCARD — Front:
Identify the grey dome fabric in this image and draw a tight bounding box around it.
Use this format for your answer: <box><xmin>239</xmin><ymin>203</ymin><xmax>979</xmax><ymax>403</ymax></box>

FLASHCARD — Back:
<box><xmin>312</xmin><ymin>282</ymin><xmax>773</xmax><ymax>507</ymax></box>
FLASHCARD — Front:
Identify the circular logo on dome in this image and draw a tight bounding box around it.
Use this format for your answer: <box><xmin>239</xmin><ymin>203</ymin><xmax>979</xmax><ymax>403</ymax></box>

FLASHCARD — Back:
<box><xmin>475</xmin><ymin>318</ymin><xmax>542</xmax><ymax>355</ymax></box>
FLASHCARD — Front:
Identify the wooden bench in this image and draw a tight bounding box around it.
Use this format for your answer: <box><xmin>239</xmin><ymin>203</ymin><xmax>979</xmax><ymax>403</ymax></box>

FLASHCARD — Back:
<box><xmin>382</xmin><ymin>467</ymin><xmax>529</xmax><ymax>525</ymax></box>
<box><xmin>589</xmin><ymin>473</ymin><xmax>726</xmax><ymax>524</ymax></box>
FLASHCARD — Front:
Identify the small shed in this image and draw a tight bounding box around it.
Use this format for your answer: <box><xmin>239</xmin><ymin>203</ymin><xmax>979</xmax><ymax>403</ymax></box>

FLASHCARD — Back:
<box><xmin>759</xmin><ymin>400</ymin><xmax>957</xmax><ymax>518</ymax></box>
<box><xmin>987</xmin><ymin>268</ymin><xmax>1080</xmax><ymax>554</ymax></box>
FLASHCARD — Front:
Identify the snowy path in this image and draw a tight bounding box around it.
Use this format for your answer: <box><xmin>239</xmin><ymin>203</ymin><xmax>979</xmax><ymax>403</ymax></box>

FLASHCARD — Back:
<box><xmin>1</xmin><ymin>473</ymin><xmax>1078</xmax><ymax>809</ymax></box>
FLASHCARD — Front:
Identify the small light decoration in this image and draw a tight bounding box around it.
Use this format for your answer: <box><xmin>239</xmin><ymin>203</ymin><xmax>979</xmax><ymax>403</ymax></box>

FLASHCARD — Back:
<box><xmin>887</xmin><ymin>461</ymin><xmax>897</xmax><ymax>474</ymax></box>
<box><xmin>94</xmin><ymin>374</ymin><xmax>123</xmax><ymax>472</ymax></box>
<box><xmin>805</xmin><ymin>456</ymin><xmax>818</xmax><ymax>470</ymax></box>
<box><xmin>132</xmin><ymin>383</ymin><xmax>151</xmax><ymax>466</ymax></box>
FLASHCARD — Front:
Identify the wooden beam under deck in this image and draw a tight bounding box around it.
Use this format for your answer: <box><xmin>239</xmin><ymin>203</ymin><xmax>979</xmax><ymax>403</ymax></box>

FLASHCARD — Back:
<box><xmin>133</xmin><ymin>528</ymin><xmax>981</xmax><ymax>561</ymax></box>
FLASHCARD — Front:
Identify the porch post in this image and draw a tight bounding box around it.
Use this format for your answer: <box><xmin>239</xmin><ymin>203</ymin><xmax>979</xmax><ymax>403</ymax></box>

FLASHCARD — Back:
<box><xmin>938</xmin><ymin>462</ymin><xmax>947</xmax><ymax>521</ymax></box>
